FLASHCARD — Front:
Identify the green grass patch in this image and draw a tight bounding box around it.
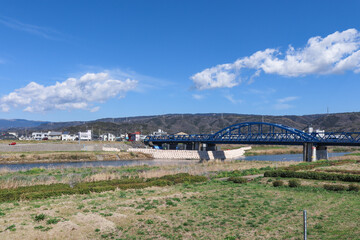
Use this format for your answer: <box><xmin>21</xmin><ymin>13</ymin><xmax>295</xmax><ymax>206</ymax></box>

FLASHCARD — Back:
<box><xmin>0</xmin><ymin>173</ymin><xmax>207</xmax><ymax>202</ymax></box>
<box><xmin>281</xmin><ymin>159</ymin><xmax>358</xmax><ymax>171</ymax></box>
<box><xmin>227</xmin><ymin>177</ymin><xmax>247</xmax><ymax>184</ymax></box>
<box><xmin>264</xmin><ymin>170</ymin><xmax>360</xmax><ymax>182</ymax></box>
<box><xmin>214</xmin><ymin>166</ymin><xmax>272</xmax><ymax>178</ymax></box>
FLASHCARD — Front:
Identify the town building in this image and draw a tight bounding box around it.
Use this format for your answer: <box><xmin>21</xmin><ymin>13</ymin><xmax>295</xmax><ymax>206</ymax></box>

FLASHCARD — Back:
<box><xmin>0</xmin><ymin>133</ymin><xmax>18</xmax><ymax>140</ymax></box>
<box><xmin>48</xmin><ymin>131</ymin><xmax>62</xmax><ymax>140</ymax></box>
<box><xmin>78</xmin><ymin>130</ymin><xmax>92</xmax><ymax>141</ymax></box>
<box><xmin>32</xmin><ymin>132</ymin><xmax>49</xmax><ymax>140</ymax></box>
<box><xmin>128</xmin><ymin>131</ymin><xmax>141</xmax><ymax>141</ymax></box>
<box><xmin>152</xmin><ymin>129</ymin><xmax>167</xmax><ymax>136</ymax></box>
<box><xmin>100</xmin><ymin>133</ymin><xmax>116</xmax><ymax>141</ymax></box>
<box><xmin>8</xmin><ymin>132</ymin><xmax>18</xmax><ymax>138</ymax></box>
<box><xmin>61</xmin><ymin>132</ymin><xmax>77</xmax><ymax>141</ymax></box>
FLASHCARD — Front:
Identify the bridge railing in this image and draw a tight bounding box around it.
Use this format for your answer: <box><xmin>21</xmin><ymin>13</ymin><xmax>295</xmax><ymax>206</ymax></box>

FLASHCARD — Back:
<box><xmin>145</xmin><ymin>134</ymin><xmax>213</xmax><ymax>142</ymax></box>
<box><xmin>311</xmin><ymin>132</ymin><xmax>360</xmax><ymax>143</ymax></box>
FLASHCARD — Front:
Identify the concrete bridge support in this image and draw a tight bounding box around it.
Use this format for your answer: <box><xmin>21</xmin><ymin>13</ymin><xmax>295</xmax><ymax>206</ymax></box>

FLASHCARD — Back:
<box><xmin>316</xmin><ymin>146</ymin><xmax>328</xmax><ymax>160</ymax></box>
<box><xmin>206</xmin><ymin>143</ymin><xmax>217</xmax><ymax>151</ymax></box>
<box><xmin>303</xmin><ymin>143</ymin><xmax>329</xmax><ymax>162</ymax></box>
<box><xmin>185</xmin><ymin>143</ymin><xmax>194</xmax><ymax>150</ymax></box>
<box><xmin>303</xmin><ymin>143</ymin><xmax>315</xmax><ymax>162</ymax></box>
<box><xmin>169</xmin><ymin>143</ymin><xmax>178</xmax><ymax>150</ymax></box>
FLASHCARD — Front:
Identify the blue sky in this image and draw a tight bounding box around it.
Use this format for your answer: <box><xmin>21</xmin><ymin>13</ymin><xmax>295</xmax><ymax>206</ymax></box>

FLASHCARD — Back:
<box><xmin>0</xmin><ymin>0</ymin><xmax>360</xmax><ymax>121</ymax></box>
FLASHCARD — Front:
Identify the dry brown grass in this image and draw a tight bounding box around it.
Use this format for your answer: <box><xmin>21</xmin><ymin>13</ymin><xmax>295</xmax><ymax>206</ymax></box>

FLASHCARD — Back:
<box><xmin>0</xmin><ymin>152</ymin><xmax>151</xmax><ymax>164</ymax></box>
<box><xmin>0</xmin><ymin>175</ymin><xmax>358</xmax><ymax>240</ymax></box>
<box><xmin>317</xmin><ymin>162</ymin><xmax>360</xmax><ymax>171</ymax></box>
<box><xmin>138</xmin><ymin>160</ymin><xmax>293</xmax><ymax>179</ymax></box>
<box><xmin>246</xmin><ymin>147</ymin><xmax>303</xmax><ymax>156</ymax></box>
<box><xmin>0</xmin><ymin>160</ymin><xmax>294</xmax><ymax>189</ymax></box>
<box><xmin>261</xmin><ymin>177</ymin><xmax>360</xmax><ymax>189</ymax></box>
<box><xmin>329</xmin><ymin>155</ymin><xmax>360</xmax><ymax>161</ymax></box>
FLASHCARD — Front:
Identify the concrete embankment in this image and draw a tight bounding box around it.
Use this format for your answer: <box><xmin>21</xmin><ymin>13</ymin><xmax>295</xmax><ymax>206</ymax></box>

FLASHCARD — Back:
<box><xmin>126</xmin><ymin>147</ymin><xmax>251</xmax><ymax>160</ymax></box>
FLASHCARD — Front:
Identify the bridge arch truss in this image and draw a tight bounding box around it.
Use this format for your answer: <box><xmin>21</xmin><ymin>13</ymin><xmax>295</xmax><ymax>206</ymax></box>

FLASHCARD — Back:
<box><xmin>210</xmin><ymin>122</ymin><xmax>317</xmax><ymax>145</ymax></box>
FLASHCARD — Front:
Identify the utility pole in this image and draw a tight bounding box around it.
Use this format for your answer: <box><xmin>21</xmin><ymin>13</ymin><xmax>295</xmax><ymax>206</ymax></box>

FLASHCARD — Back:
<box><xmin>303</xmin><ymin>210</ymin><xmax>307</xmax><ymax>240</ymax></box>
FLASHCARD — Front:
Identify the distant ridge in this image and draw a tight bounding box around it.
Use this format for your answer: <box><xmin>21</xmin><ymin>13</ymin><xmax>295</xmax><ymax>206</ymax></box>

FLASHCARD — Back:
<box><xmin>0</xmin><ymin>119</ymin><xmax>50</xmax><ymax>130</ymax></box>
<box><xmin>2</xmin><ymin>112</ymin><xmax>360</xmax><ymax>136</ymax></box>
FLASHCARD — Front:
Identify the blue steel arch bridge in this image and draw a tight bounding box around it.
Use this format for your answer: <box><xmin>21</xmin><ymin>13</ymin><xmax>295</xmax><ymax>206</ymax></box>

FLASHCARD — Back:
<box><xmin>144</xmin><ymin>122</ymin><xmax>360</xmax><ymax>161</ymax></box>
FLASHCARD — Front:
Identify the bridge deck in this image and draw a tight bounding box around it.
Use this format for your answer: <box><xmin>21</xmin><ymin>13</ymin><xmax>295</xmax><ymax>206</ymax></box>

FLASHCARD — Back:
<box><xmin>144</xmin><ymin>122</ymin><xmax>360</xmax><ymax>146</ymax></box>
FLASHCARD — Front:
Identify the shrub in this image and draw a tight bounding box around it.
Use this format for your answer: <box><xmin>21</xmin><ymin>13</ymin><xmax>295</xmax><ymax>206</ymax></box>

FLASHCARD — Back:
<box><xmin>46</xmin><ymin>217</ymin><xmax>60</xmax><ymax>225</ymax></box>
<box><xmin>272</xmin><ymin>180</ymin><xmax>284</xmax><ymax>187</ymax></box>
<box><xmin>5</xmin><ymin>224</ymin><xmax>16</xmax><ymax>231</ymax></box>
<box><xmin>288</xmin><ymin>179</ymin><xmax>301</xmax><ymax>188</ymax></box>
<box><xmin>0</xmin><ymin>173</ymin><xmax>207</xmax><ymax>203</ymax></box>
<box><xmin>228</xmin><ymin>177</ymin><xmax>247</xmax><ymax>184</ymax></box>
<box><xmin>323</xmin><ymin>184</ymin><xmax>347</xmax><ymax>191</ymax></box>
<box><xmin>34</xmin><ymin>213</ymin><xmax>46</xmax><ymax>222</ymax></box>
<box><xmin>348</xmin><ymin>184</ymin><xmax>360</xmax><ymax>192</ymax></box>
<box><xmin>264</xmin><ymin>170</ymin><xmax>360</xmax><ymax>183</ymax></box>
<box><xmin>145</xmin><ymin>219</ymin><xmax>154</xmax><ymax>224</ymax></box>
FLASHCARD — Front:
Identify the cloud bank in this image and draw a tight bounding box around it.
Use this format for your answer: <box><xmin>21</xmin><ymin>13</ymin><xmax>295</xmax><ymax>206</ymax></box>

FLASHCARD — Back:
<box><xmin>0</xmin><ymin>72</ymin><xmax>138</xmax><ymax>112</ymax></box>
<box><xmin>191</xmin><ymin>29</ymin><xmax>360</xmax><ymax>90</ymax></box>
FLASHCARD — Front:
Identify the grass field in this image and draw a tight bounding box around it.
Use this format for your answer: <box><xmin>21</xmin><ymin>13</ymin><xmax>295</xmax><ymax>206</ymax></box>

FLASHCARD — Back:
<box><xmin>0</xmin><ymin>161</ymin><xmax>292</xmax><ymax>189</ymax></box>
<box><xmin>0</xmin><ymin>178</ymin><xmax>359</xmax><ymax>239</ymax></box>
<box><xmin>0</xmin><ymin>160</ymin><xmax>359</xmax><ymax>239</ymax></box>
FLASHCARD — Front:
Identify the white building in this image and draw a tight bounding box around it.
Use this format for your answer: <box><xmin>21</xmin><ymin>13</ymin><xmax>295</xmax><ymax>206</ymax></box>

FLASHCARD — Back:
<box><xmin>48</xmin><ymin>131</ymin><xmax>62</xmax><ymax>140</ymax></box>
<box><xmin>61</xmin><ymin>132</ymin><xmax>77</xmax><ymax>141</ymax></box>
<box><xmin>78</xmin><ymin>130</ymin><xmax>92</xmax><ymax>141</ymax></box>
<box><xmin>8</xmin><ymin>132</ymin><xmax>18</xmax><ymax>138</ymax></box>
<box><xmin>100</xmin><ymin>133</ymin><xmax>116</xmax><ymax>141</ymax></box>
<box><xmin>152</xmin><ymin>129</ymin><xmax>167</xmax><ymax>136</ymax></box>
<box><xmin>32</xmin><ymin>132</ymin><xmax>49</xmax><ymax>140</ymax></box>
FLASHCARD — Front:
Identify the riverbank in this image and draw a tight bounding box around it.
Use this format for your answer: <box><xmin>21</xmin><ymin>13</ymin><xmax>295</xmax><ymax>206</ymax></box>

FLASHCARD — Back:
<box><xmin>0</xmin><ymin>160</ymin><xmax>293</xmax><ymax>189</ymax></box>
<box><xmin>0</xmin><ymin>152</ymin><xmax>152</xmax><ymax>165</ymax></box>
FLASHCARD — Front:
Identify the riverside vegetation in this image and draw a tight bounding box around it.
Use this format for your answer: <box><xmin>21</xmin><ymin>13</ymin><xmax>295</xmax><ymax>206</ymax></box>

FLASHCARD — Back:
<box><xmin>0</xmin><ymin>151</ymin><xmax>152</xmax><ymax>164</ymax></box>
<box><xmin>0</xmin><ymin>159</ymin><xmax>359</xmax><ymax>239</ymax></box>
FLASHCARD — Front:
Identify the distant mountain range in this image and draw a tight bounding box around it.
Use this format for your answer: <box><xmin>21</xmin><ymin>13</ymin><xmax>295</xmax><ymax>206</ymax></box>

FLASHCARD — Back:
<box><xmin>0</xmin><ymin>119</ymin><xmax>50</xmax><ymax>130</ymax></box>
<box><xmin>2</xmin><ymin>112</ymin><xmax>360</xmax><ymax>136</ymax></box>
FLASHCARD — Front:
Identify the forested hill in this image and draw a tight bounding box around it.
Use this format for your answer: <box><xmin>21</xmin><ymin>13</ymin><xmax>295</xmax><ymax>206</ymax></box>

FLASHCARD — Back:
<box><xmin>5</xmin><ymin>112</ymin><xmax>360</xmax><ymax>135</ymax></box>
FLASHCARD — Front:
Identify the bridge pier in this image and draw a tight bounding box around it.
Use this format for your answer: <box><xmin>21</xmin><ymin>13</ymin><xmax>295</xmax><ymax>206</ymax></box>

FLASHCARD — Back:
<box><xmin>206</xmin><ymin>143</ymin><xmax>216</xmax><ymax>151</ymax></box>
<box><xmin>185</xmin><ymin>143</ymin><xmax>194</xmax><ymax>150</ymax></box>
<box><xmin>169</xmin><ymin>143</ymin><xmax>178</xmax><ymax>150</ymax></box>
<box><xmin>303</xmin><ymin>143</ymin><xmax>314</xmax><ymax>162</ymax></box>
<box><xmin>316</xmin><ymin>146</ymin><xmax>328</xmax><ymax>160</ymax></box>
<box><xmin>303</xmin><ymin>144</ymin><xmax>329</xmax><ymax>162</ymax></box>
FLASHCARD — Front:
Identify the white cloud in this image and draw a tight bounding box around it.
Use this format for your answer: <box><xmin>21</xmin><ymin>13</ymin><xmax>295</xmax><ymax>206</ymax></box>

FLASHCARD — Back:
<box><xmin>274</xmin><ymin>96</ymin><xmax>299</xmax><ymax>110</ymax></box>
<box><xmin>0</xmin><ymin>16</ymin><xmax>64</xmax><ymax>40</ymax></box>
<box><xmin>192</xmin><ymin>29</ymin><xmax>360</xmax><ymax>89</ymax></box>
<box><xmin>0</xmin><ymin>72</ymin><xmax>138</xmax><ymax>112</ymax></box>
<box><xmin>224</xmin><ymin>94</ymin><xmax>243</xmax><ymax>104</ymax></box>
<box><xmin>277</xmin><ymin>96</ymin><xmax>298</xmax><ymax>103</ymax></box>
<box><xmin>192</xmin><ymin>94</ymin><xmax>205</xmax><ymax>100</ymax></box>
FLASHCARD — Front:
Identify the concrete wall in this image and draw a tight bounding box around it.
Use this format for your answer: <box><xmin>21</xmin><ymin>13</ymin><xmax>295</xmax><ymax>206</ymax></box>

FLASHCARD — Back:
<box><xmin>127</xmin><ymin>147</ymin><xmax>251</xmax><ymax>160</ymax></box>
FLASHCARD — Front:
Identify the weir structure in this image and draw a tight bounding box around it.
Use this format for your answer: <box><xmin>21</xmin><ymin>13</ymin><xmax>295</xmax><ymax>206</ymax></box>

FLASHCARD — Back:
<box><xmin>144</xmin><ymin>122</ymin><xmax>360</xmax><ymax>162</ymax></box>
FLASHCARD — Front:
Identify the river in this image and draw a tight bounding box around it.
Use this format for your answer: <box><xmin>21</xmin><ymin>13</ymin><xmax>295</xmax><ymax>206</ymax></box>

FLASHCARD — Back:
<box><xmin>0</xmin><ymin>152</ymin><xmax>350</xmax><ymax>171</ymax></box>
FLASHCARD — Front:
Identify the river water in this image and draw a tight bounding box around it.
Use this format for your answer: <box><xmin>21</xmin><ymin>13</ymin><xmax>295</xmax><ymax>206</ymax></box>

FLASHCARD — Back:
<box><xmin>0</xmin><ymin>152</ymin><xmax>349</xmax><ymax>171</ymax></box>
